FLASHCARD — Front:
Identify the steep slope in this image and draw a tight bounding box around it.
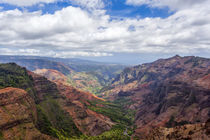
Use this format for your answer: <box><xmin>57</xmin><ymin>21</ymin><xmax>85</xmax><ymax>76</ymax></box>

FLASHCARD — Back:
<box><xmin>0</xmin><ymin>87</ymin><xmax>54</xmax><ymax>140</ymax></box>
<box><xmin>146</xmin><ymin>119</ymin><xmax>210</xmax><ymax>140</ymax></box>
<box><xmin>0</xmin><ymin>63</ymin><xmax>132</xmax><ymax>139</ymax></box>
<box><xmin>0</xmin><ymin>63</ymin><xmax>81</xmax><ymax>139</ymax></box>
<box><xmin>34</xmin><ymin>68</ymin><xmax>104</xmax><ymax>94</ymax></box>
<box><xmin>33</xmin><ymin>69</ymin><xmax>136</xmax><ymax>137</ymax></box>
<box><xmin>67</xmin><ymin>72</ymin><xmax>105</xmax><ymax>94</ymax></box>
<box><xmin>103</xmin><ymin>55</ymin><xmax>210</xmax><ymax>139</ymax></box>
<box><xmin>28</xmin><ymin>72</ymin><xmax>82</xmax><ymax>139</ymax></box>
<box><xmin>33</xmin><ymin>69</ymin><xmax>68</xmax><ymax>84</ymax></box>
<box><xmin>32</xmin><ymin>69</ymin><xmax>114</xmax><ymax>136</ymax></box>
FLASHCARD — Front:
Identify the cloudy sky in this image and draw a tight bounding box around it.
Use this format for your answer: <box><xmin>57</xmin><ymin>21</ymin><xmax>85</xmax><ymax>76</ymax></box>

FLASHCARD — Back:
<box><xmin>0</xmin><ymin>0</ymin><xmax>209</xmax><ymax>64</ymax></box>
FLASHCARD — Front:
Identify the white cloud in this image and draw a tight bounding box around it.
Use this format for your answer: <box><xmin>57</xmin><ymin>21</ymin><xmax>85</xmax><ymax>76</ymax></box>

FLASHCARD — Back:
<box><xmin>0</xmin><ymin>1</ymin><xmax>210</xmax><ymax>57</ymax></box>
<box><xmin>0</xmin><ymin>48</ymin><xmax>112</xmax><ymax>57</ymax></box>
<box><xmin>0</xmin><ymin>0</ymin><xmax>106</xmax><ymax>9</ymax></box>
<box><xmin>126</xmin><ymin>0</ymin><xmax>208</xmax><ymax>11</ymax></box>
<box><xmin>0</xmin><ymin>0</ymin><xmax>57</xmax><ymax>6</ymax></box>
<box><xmin>55</xmin><ymin>51</ymin><xmax>113</xmax><ymax>57</ymax></box>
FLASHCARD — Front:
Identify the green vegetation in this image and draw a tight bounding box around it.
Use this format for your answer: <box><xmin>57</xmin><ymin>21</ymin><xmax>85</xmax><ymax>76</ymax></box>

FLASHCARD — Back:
<box><xmin>88</xmin><ymin>100</ymin><xmax>135</xmax><ymax>126</ymax></box>
<box><xmin>0</xmin><ymin>63</ymin><xmax>134</xmax><ymax>139</ymax></box>
<box><xmin>68</xmin><ymin>97</ymin><xmax>135</xmax><ymax>140</ymax></box>
<box><xmin>0</xmin><ymin>63</ymin><xmax>81</xmax><ymax>139</ymax></box>
<box><xmin>52</xmin><ymin>125</ymin><xmax>131</xmax><ymax>140</ymax></box>
<box><xmin>0</xmin><ymin>63</ymin><xmax>37</xmax><ymax>102</ymax></box>
<box><xmin>67</xmin><ymin>72</ymin><xmax>103</xmax><ymax>94</ymax></box>
<box><xmin>0</xmin><ymin>63</ymin><xmax>34</xmax><ymax>94</ymax></box>
<box><xmin>35</xmin><ymin>94</ymin><xmax>135</xmax><ymax>139</ymax></box>
<box><xmin>67</xmin><ymin>70</ymin><xmax>121</xmax><ymax>95</ymax></box>
<box><xmin>37</xmin><ymin>98</ymin><xmax>81</xmax><ymax>138</ymax></box>
<box><xmin>36</xmin><ymin>102</ymin><xmax>81</xmax><ymax>139</ymax></box>
<box><xmin>75</xmin><ymin>127</ymin><xmax>130</xmax><ymax>140</ymax></box>
<box><xmin>81</xmin><ymin>97</ymin><xmax>136</xmax><ymax>140</ymax></box>
<box><xmin>0</xmin><ymin>131</ymin><xmax>3</xmax><ymax>140</ymax></box>
<box><xmin>87</xmin><ymin>97</ymin><xmax>135</xmax><ymax>136</ymax></box>
<box><xmin>66</xmin><ymin>63</ymin><xmax>125</xmax><ymax>95</ymax></box>
<box><xmin>36</xmin><ymin>105</ymin><xmax>58</xmax><ymax>137</ymax></box>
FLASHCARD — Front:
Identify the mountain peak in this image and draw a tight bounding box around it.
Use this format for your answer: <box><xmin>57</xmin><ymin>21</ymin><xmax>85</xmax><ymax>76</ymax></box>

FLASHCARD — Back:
<box><xmin>173</xmin><ymin>54</ymin><xmax>181</xmax><ymax>58</ymax></box>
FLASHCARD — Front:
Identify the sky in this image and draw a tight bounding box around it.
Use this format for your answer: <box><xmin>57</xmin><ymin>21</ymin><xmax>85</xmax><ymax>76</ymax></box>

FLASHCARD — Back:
<box><xmin>0</xmin><ymin>0</ymin><xmax>209</xmax><ymax>64</ymax></box>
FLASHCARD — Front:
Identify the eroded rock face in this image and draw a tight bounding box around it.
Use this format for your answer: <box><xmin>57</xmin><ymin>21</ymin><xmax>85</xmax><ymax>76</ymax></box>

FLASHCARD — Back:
<box><xmin>205</xmin><ymin>119</ymin><xmax>210</xmax><ymax>136</ymax></box>
<box><xmin>34</xmin><ymin>69</ymin><xmax>68</xmax><ymax>84</ymax></box>
<box><xmin>144</xmin><ymin>120</ymin><xmax>210</xmax><ymax>140</ymax></box>
<box><xmin>57</xmin><ymin>83</ymin><xmax>114</xmax><ymax>136</ymax></box>
<box><xmin>0</xmin><ymin>87</ymin><xmax>53</xmax><ymax>140</ymax></box>
<box><xmin>28</xmin><ymin>71</ymin><xmax>60</xmax><ymax>103</ymax></box>
<box><xmin>104</xmin><ymin>56</ymin><xmax>210</xmax><ymax>138</ymax></box>
<box><xmin>33</xmin><ymin>69</ymin><xmax>114</xmax><ymax>136</ymax></box>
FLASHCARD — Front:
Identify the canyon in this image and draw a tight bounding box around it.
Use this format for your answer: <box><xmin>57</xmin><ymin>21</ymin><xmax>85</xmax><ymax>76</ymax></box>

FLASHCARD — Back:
<box><xmin>0</xmin><ymin>55</ymin><xmax>209</xmax><ymax>139</ymax></box>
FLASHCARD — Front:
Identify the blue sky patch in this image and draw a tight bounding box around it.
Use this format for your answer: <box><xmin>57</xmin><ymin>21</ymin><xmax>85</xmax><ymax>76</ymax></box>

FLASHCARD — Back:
<box><xmin>0</xmin><ymin>0</ymin><xmax>173</xmax><ymax>18</ymax></box>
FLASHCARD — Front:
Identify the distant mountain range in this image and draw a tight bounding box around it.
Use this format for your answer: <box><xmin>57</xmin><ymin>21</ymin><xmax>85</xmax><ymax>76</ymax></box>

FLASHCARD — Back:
<box><xmin>0</xmin><ymin>55</ymin><xmax>209</xmax><ymax>139</ymax></box>
<box><xmin>0</xmin><ymin>55</ymin><xmax>126</xmax><ymax>94</ymax></box>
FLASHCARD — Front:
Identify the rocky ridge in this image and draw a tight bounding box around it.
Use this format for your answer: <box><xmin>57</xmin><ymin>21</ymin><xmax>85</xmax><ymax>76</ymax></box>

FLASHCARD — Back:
<box><xmin>0</xmin><ymin>87</ymin><xmax>53</xmax><ymax>140</ymax></box>
<box><xmin>103</xmin><ymin>56</ymin><xmax>210</xmax><ymax>139</ymax></box>
<box><xmin>33</xmin><ymin>69</ymin><xmax>114</xmax><ymax>136</ymax></box>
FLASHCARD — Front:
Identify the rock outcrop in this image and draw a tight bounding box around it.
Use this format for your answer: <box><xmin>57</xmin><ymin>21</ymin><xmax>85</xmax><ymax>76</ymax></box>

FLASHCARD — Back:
<box><xmin>145</xmin><ymin>120</ymin><xmax>210</xmax><ymax>140</ymax></box>
<box><xmin>0</xmin><ymin>87</ymin><xmax>53</xmax><ymax>140</ymax></box>
<box><xmin>103</xmin><ymin>56</ymin><xmax>210</xmax><ymax>139</ymax></box>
